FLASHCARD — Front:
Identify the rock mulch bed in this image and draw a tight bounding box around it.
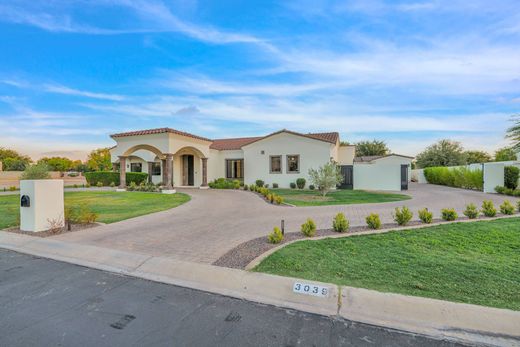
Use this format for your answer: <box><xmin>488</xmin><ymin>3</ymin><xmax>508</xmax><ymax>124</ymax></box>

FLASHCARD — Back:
<box><xmin>3</xmin><ymin>223</ymin><xmax>101</xmax><ymax>238</ymax></box>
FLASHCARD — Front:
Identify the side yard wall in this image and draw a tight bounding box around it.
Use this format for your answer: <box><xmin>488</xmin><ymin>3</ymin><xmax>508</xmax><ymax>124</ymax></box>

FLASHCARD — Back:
<box><xmin>353</xmin><ymin>156</ymin><xmax>412</xmax><ymax>191</ymax></box>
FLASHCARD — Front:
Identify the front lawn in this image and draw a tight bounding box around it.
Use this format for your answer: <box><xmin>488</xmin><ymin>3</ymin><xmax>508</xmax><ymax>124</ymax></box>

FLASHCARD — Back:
<box><xmin>270</xmin><ymin>188</ymin><xmax>410</xmax><ymax>206</ymax></box>
<box><xmin>254</xmin><ymin>218</ymin><xmax>520</xmax><ymax>310</ymax></box>
<box><xmin>0</xmin><ymin>191</ymin><xmax>191</xmax><ymax>229</ymax></box>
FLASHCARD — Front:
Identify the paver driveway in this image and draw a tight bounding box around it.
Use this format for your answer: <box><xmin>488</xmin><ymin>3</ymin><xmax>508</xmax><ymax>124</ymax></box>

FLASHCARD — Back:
<box><xmin>54</xmin><ymin>184</ymin><xmax>519</xmax><ymax>264</ymax></box>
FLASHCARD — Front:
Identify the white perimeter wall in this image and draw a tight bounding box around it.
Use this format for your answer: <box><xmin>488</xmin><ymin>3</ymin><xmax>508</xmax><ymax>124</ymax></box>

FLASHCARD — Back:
<box><xmin>242</xmin><ymin>132</ymin><xmax>333</xmax><ymax>188</ymax></box>
<box><xmin>354</xmin><ymin>156</ymin><xmax>412</xmax><ymax>191</ymax></box>
<box><xmin>483</xmin><ymin>162</ymin><xmax>505</xmax><ymax>193</ymax></box>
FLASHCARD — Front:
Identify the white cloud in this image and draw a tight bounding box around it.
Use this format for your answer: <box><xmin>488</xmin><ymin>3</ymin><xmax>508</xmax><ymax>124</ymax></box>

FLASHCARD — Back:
<box><xmin>43</xmin><ymin>84</ymin><xmax>125</xmax><ymax>101</ymax></box>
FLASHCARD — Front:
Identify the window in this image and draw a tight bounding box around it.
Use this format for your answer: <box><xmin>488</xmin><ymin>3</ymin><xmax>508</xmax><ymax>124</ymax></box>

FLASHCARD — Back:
<box><xmin>270</xmin><ymin>155</ymin><xmax>282</xmax><ymax>173</ymax></box>
<box><xmin>287</xmin><ymin>155</ymin><xmax>300</xmax><ymax>173</ymax></box>
<box><xmin>151</xmin><ymin>162</ymin><xmax>161</xmax><ymax>176</ymax></box>
<box><xmin>226</xmin><ymin>159</ymin><xmax>244</xmax><ymax>179</ymax></box>
<box><xmin>130</xmin><ymin>163</ymin><xmax>142</xmax><ymax>172</ymax></box>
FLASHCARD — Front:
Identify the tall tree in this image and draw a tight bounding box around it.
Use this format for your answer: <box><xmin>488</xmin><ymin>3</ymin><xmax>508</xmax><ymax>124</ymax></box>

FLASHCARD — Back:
<box><xmin>0</xmin><ymin>147</ymin><xmax>32</xmax><ymax>171</ymax></box>
<box><xmin>506</xmin><ymin>114</ymin><xmax>520</xmax><ymax>151</ymax></box>
<box><xmin>415</xmin><ymin>139</ymin><xmax>466</xmax><ymax>168</ymax></box>
<box><xmin>86</xmin><ymin>148</ymin><xmax>112</xmax><ymax>171</ymax></box>
<box><xmin>37</xmin><ymin>157</ymin><xmax>74</xmax><ymax>172</ymax></box>
<box><xmin>464</xmin><ymin>150</ymin><xmax>491</xmax><ymax>164</ymax></box>
<box><xmin>355</xmin><ymin>140</ymin><xmax>390</xmax><ymax>157</ymax></box>
<box><xmin>494</xmin><ymin>147</ymin><xmax>517</xmax><ymax>162</ymax></box>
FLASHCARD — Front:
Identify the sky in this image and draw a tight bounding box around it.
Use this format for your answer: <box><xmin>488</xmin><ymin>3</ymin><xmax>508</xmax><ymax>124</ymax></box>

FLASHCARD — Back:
<box><xmin>0</xmin><ymin>0</ymin><xmax>519</xmax><ymax>160</ymax></box>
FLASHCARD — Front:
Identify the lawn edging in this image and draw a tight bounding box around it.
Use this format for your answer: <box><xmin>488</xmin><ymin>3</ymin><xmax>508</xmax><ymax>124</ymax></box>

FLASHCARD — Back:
<box><xmin>1</xmin><ymin>231</ymin><xmax>519</xmax><ymax>347</ymax></box>
<box><xmin>245</xmin><ymin>214</ymin><xmax>520</xmax><ymax>271</ymax></box>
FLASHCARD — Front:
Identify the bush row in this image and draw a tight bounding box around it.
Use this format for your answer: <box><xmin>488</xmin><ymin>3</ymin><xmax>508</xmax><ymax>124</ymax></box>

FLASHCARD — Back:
<box><xmin>423</xmin><ymin>166</ymin><xmax>483</xmax><ymax>190</ymax></box>
<box><xmin>84</xmin><ymin>171</ymin><xmax>148</xmax><ymax>186</ymax></box>
<box><xmin>495</xmin><ymin>185</ymin><xmax>520</xmax><ymax>197</ymax></box>
<box><xmin>255</xmin><ymin>178</ymin><xmax>315</xmax><ymax>190</ymax></box>
<box><xmin>208</xmin><ymin>178</ymin><xmax>241</xmax><ymax>189</ymax></box>
<box><xmin>249</xmin><ymin>184</ymin><xmax>284</xmax><ymax>205</ymax></box>
<box><xmin>266</xmin><ymin>200</ymin><xmax>520</xmax><ymax>243</ymax></box>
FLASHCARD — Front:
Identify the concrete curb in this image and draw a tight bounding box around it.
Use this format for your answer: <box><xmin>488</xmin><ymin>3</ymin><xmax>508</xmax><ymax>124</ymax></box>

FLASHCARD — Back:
<box><xmin>1</xmin><ymin>231</ymin><xmax>519</xmax><ymax>347</ymax></box>
<box><xmin>245</xmin><ymin>214</ymin><xmax>520</xmax><ymax>270</ymax></box>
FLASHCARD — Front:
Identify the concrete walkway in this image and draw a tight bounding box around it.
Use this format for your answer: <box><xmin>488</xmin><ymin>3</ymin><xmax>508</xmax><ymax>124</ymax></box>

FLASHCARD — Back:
<box><xmin>52</xmin><ymin>183</ymin><xmax>519</xmax><ymax>263</ymax></box>
<box><xmin>1</xmin><ymin>232</ymin><xmax>519</xmax><ymax>347</ymax></box>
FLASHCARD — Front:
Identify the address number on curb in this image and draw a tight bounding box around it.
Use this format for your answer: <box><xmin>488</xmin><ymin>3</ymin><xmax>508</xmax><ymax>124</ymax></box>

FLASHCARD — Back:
<box><xmin>293</xmin><ymin>282</ymin><xmax>329</xmax><ymax>298</ymax></box>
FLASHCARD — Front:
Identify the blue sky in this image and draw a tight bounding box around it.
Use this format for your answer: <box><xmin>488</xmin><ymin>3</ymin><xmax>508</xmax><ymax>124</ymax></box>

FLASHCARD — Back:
<box><xmin>0</xmin><ymin>0</ymin><xmax>519</xmax><ymax>160</ymax></box>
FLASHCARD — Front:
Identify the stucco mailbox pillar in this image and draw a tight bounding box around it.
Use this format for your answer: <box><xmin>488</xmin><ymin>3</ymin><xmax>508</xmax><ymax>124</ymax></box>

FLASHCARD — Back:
<box><xmin>20</xmin><ymin>180</ymin><xmax>64</xmax><ymax>232</ymax></box>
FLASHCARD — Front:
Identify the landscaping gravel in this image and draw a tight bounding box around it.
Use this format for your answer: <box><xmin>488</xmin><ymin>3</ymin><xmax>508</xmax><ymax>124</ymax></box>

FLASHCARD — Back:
<box><xmin>4</xmin><ymin>223</ymin><xmax>101</xmax><ymax>238</ymax></box>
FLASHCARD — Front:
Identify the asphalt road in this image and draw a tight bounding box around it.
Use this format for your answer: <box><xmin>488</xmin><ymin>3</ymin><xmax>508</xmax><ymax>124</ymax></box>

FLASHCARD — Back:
<box><xmin>0</xmin><ymin>249</ymin><xmax>468</xmax><ymax>347</ymax></box>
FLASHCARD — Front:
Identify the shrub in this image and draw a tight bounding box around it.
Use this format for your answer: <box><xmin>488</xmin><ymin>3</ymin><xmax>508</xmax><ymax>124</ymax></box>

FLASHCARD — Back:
<box><xmin>68</xmin><ymin>172</ymin><xmax>79</xmax><ymax>177</ymax></box>
<box><xmin>20</xmin><ymin>163</ymin><xmax>51</xmax><ymax>180</ymax></box>
<box><xmin>208</xmin><ymin>178</ymin><xmax>237</xmax><ymax>189</ymax></box>
<box><xmin>250</xmin><ymin>184</ymin><xmax>256</xmax><ymax>192</ymax></box>
<box><xmin>518</xmin><ymin>200</ymin><xmax>520</xmax><ymax>212</ymax></box>
<box><xmin>308</xmin><ymin>161</ymin><xmax>343</xmax><ymax>196</ymax></box>
<box><xmin>127</xmin><ymin>181</ymin><xmax>138</xmax><ymax>191</ymax></box>
<box><xmin>500</xmin><ymin>200</ymin><xmax>515</xmax><ymax>215</ymax></box>
<box><xmin>266</xmin><ymin>193</ymin><xmax>273</xmax><ymax>203</ymax></box>
<box><xmin>332</xmin><ymin>213</ymin><xmax>349</xmax><ymax>232</ymax></box>
<box><xmin>481</xmin><ymin>200</ymin><xmax>496</xmax><ymax>217</ymax></box>
<box><xmin>73</xmin><ymin>184</ymin><xmax>79</xmax><ymax>188</ymax></box>
<box><xmin>133</xmin><ymin>182</ymin><xmax>160</xmax><ymax>192</ymax></box>
<box><xmin>9</xmin><ymin>186</ymin><xmax>17</xmax><ymax>191</ymax></box>
<box><xmin>366</xmin><ymin>213</ymin><xmax>381</xmax><ymax>229</ymax></box>
<box><xmin>392</xmin><ymin>206</ymin><xmax>413</xmax><ymax>226</ymax></box>
<box><xmin>272</xmin><ymin>183</ymin><xmax>279</xmax><ymax>188</ymax></box>
<box><xmin>441</xmin><ymin>208</ymin><xmax>458</xmax><ymax>221</ymax></box>
<box><xmin>243</xmin><ymin>184</ymin><xmax>248</xmax><ymax>191</ymax></box>
<box><xmin>301</xmin><ymin>218</ymin><xmax>317</xmax><ymax>237</ymax></box>
<box><xmin>109</xmin><ymin>182</ymin><xmax>116</xmax><ymax>187</ymax></box>
<box><xmin>233</xmin><ymin>180</ymin><xmax>241</xmax><ymax>189</ymax></box>
<box><xmin>418</xmin><ymin>208</ymin><xmax>433</xmax><ymax>224</ymax></box>
<box><xmin>255</xmin><ymin>179</ymin><xmax>264</xmax><ymax>188</ymax></box>
<box><xmin>290</xmin><ymin>182</ymin><xmax>297</xmax><ymax>189</ymax></box>
<box><xmin>84</xmin><ymin>171</ymin><xmax>147</xmax><ymax>186</ymax></box>
<box><xmin>65</xmin><ymin>203</ymin><xmax>98</xmax><ymax>224</ymax></box>
<box><xmin>265</xmin><ymin>184</ymin><xmax>269</xmax><ymax>189</ymax></box>
<box><xmin>274</xmin><ymin>195</ymin><xmax>284</xmax><ymax>205</ymax></box>
<box><xmin>267</xmin><ymin>227</ymin><xmax>284</xmax><ymax>244</ymax></box>
<box><xmin>423</xmin><ymin>166</ymin><xmax>483</xmax><ymax>190</ymax></box>
<box><xmin>296</xmin><ymin>178</ymin><xmax>306</xmax><ymax>189</ymax></box>
<box><xmin>309</xmin><ymin>185</ymin><xmax>315</xmax><ymax>190</ymax></box>
<box><xmin>463</xmin><ymin>203</ymin><xmax>479</xmax><ymax>219</ymax></box>
<box><xmin>504</xmin><ymin>166</ymin><xmax>520</xmax><ymax>190</ymax></box>
<box><xmin>96</xmin><ymin>181</ymin><xmax>103</xmax><ymax>187</ymax></box>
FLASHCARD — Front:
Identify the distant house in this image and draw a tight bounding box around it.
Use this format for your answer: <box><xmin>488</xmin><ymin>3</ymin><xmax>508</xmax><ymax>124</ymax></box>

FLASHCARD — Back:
<box><xmin>109</xmin><ymin>127</ymin><xmax>413</xmax><ymax>191</ymax></box>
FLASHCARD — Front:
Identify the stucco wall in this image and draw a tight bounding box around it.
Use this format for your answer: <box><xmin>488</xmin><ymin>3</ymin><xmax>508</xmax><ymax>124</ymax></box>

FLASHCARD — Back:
<box><xmin>483</xmin><ymin>162</ymin><xmax>505</xmax><ymax>193</ymax></box>
<box><xmin>353</xmin><ymin>156</ymin><xmax>412</xmax><ymax>191</ymax></box>
<box><xmin>207</xmin><ymin>149</ymin><xmax>244</xmax><ymax>182</ymax></box>
<box><xmin>338</xmin><ymin>146</ymin><xmax>355</xmax><ymax>165</ymax></box>
<box><xmin>242</xmin><ymin>132</ymin><xmax>333</xmax><ymax>187</ymax></box>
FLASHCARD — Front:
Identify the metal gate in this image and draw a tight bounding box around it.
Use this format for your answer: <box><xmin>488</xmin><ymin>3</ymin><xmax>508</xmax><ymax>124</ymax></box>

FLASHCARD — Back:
<box><xmin>339</xmin><ymin>165</ymin><xmax>354</xmax><ymax>189</ymax></box>
<box><xmin>401</xmin><ymin>164</ymin><xmax>409</xmax><ymax>190</ymax></box>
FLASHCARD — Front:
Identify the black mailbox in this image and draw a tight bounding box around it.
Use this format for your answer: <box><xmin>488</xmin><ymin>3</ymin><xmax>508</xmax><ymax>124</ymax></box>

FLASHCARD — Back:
<box><xmin>21</xmin><ymin>195</ymin><xmax>30</xmax><ymax>207</ymax></box>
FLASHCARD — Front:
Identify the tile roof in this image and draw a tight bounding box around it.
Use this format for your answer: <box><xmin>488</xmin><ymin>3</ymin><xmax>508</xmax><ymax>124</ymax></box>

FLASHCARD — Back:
<box><xmin>239</xmin><ymin>129</ymin><xmax>340</xmax><ymax>148</ymax></box>
<box><xmin>210</xmin><ymin>137</ymin><xmax>263</xmax><ymax>150</ymax></box>
<box><xmin>110</xmin><ymin>127</ymin><xmax>212</xmax><ymax>142</ymax></box>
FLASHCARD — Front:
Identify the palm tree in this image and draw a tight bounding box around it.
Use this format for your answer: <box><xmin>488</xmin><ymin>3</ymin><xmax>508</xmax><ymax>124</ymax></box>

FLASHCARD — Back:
<box><xmin>506</xmin><ymin>115</ymin><xmax>520</xmax><ymax>151</ymax></box>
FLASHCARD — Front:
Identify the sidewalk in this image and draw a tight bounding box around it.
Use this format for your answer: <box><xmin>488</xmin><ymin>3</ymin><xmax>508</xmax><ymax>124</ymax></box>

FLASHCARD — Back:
<box><xmin>1</xmin><ymin>231</ymin><xmax>519</xmax><ymax>347</ymax></box>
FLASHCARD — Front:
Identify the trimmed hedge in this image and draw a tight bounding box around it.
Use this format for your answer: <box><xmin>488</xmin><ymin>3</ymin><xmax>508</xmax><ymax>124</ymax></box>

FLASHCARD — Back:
<box><xmin>423</xmin><ymin>166</ymin><xmax>483</xmax><ymax>190</ymax></box>
<box><xmin>84</xmin><ymin>171</ymin><xmax>148</xmax><ymax>186</ymax></box>
<box><xmin>504</xmin><ymin>166</ymin><xmax>520</xmax><ymax>190</ymax></box>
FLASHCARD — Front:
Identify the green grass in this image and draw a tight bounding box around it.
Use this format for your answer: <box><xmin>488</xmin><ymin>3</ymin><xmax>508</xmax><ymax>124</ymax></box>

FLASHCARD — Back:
<box><xmin>255</xmin><ymin>218</ymin><xmax>520</xmax><ymax>310</ymax></box>
<box><xmin>270</xmin><ymin>188</ymin><xmax>410</xmax><ymax>206</ymax></box>
<box><xmin>0</xmin><ymin>191</ymin><xmax>190</xmax><ymax>229</ymax></box>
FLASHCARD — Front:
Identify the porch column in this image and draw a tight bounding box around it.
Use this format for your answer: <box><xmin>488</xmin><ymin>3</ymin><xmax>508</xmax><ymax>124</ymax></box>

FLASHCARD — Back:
<box><xmin>165</xmin><ymin>153</ymin><xmax>174</xmax><ymax>190</ymax></box>
<box><xmin>118</xmin><ymin>156</ymin><xmax>127</xmax><ymax>189</ymax></box>
<box><xmin>161</xmin><ymin>158</ymin><xmax>167</xmax><ymax>186</ymax></box>
<box><xmin>147</xmin><ymin>162</ymin><xmax>154</xmax><ymax>183</ymax></box>
<box><xmin>201</xmin><ymin>158</ymin><xmax>208</xmax><ymax>187</ymax></box>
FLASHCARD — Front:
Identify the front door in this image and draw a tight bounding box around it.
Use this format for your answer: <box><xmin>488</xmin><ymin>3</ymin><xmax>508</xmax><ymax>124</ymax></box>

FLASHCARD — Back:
<box><xmin>182</xmin><ymin>155</ymin><xmax>195</xmax><ymax>186</ymax></box>
<box><xmin>401</xmin><ymin>164</ymin><xmax>409</xmax><ymax>190</ymax></box>
<box><xmin>339</xmin><ymin>165</ymin><xmax>354</xmax><ymax>189</ymax></box>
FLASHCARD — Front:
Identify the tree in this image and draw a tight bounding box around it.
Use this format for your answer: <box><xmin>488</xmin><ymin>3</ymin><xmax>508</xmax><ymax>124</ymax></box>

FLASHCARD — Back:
<box><xmin>464</xmin><ymin>150</ymin><xmax>491</xmax><ymax>164</ymax></box>
<box><xmin>0</xmin><ymin>147</ymin><xmax>32</xmax><ymax>171</ymax></box>
<box><xmin>506</xmin><ymin>114</ymin><xmax>520</xmax><ymax>151</ymax></box>
<box><xmin>308</xmin><ymin>161</ymin><xmax>343</xmax><ymax>196</ymax></box>
<box><xmin>415</xmin><ymin>139</ymin><xmax>466</xmax><ymax>168</ymax></box>
<box><xmin>355</xmin><ymin>140</ymin><xmax>390</xmax><ymax>157</ymax></box>
<box><xmin>86</xmin><ymin>148</ymin><xmax>112</xmax><ymax>171</ymax></box>
<box><xmin>20</xmin><ymin>163</ymin><xmax>51</xmax><ymax>180</ymax></box>
<box><xmin>494</xmin><ymin>147</ymin><xmax>517</xmax><ymax>162</ymax></box>
<box><xmin>37</xmin><ymin>157</ymin><xmax>74</xmax><ymax>172</ymax></box>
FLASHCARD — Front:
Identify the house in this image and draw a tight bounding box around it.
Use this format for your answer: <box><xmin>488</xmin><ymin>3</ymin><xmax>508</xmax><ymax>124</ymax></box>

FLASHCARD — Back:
<box><xmin>109</xmin><ymin>127</ymin><xmax>413</xmax><ymax>192</ymax></box>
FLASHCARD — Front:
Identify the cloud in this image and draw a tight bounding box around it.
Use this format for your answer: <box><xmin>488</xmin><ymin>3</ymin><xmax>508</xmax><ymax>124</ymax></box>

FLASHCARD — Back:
<box><xmin>173</xmin><ymin>105</ymin><xmax>200</xmax><ymax>115</ymax></box>
<box><xmin>43</xmin><ymin>84</ymin><xmax>125</xmax><ymax>101</ymax></box>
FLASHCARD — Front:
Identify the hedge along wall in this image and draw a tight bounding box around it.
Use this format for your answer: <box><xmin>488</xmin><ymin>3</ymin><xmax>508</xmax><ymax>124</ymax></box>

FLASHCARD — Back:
<box><xmin>84</xmin><ymin>171</ymin><xmax>148</xmax><ymax>186</ymax></box>
<box><xmin>423</xmin><ymin>166</ymin><xmax>483</xmax><ymax>191</ymax></box>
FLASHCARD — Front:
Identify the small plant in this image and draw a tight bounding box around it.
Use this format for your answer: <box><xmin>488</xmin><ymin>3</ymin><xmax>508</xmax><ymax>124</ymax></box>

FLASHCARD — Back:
<box><xmin>108</xmin><ymin>181</ymin><xmax>115</xmax><ymax>188</ymax></box>
<box><xmin>73</xmin><ymin>184</ymin><xmax>79</xmax><ymax>188</ymax></box>
<box><xmin>518</xmin><ymin>200</ymin><xmax>520</xmax><ymax>212</ymax></box>
<box><xmin>20</xmin><ymin>163</ymin><xmax>51</xmax><ymax>180</ymax></box>
<box><xmin>418</xmin><ymin>208</ymin><xmax>433</xmax><ymax>224</ymax></box>
<box><xmin>392</xmin><ymin>206</ymin><xmax>413</xmax><ymax>226</ymax></box>
<box><xmin>463</xmin><ymin>203</ymin><xmax>479</xmax><ymax>219</ymax></box>
<box><xmin>309</xmin><ymin>184</ymin><xmax>315</xmax><ymax>190</ymax></box>
<box><xmin>9</xmin><ymin>186</ymin><xmax>17</xmax><ymax>191</ymax></box>
<box><xmin>332</xmin><ymin>213</ymin><xmax>349</xmax><ymax>232</ymax></box>
<box><xmin>86</xmin><ymin>183</ymin><xmax>91</xmax><ymax>188</ymax></box>
<box><xmin>233</xmin><ymin>180</ymin><xmax>241</xmax><ymax>189</ymax></box>
<box><xmin>481</xmin><ymin>200</ymin><xmax>497</xmax><ymax>217</ymax></box>
<box><xmin>243</xmin><ymin>184</ymin><xmax>248</xmax><ymax>191</ymax></box>
<box><xmin>255</xmin><ymin>179</ymin><xmax>264</xmax><ymax>188</ymax></box>
<box><xmin>296</xmin><ymin>178</ymin><xmax>306</xmax><ymax>189</ymax></box>
<box><xmin>301</xmin><ymin>218</ymin><xmax>317</xmax><ymax>237</ymax></box>
<box><xmin>265</xmin><ymin>184</ymin><xmax>269</xmax><ymax>188</ymax></box>
<box><xmin>366</xmin><ymin>213</ymin><xmax>381</xmax><ymax>229</ymax></box>
<box><xmin>290</xmin><ymin>182</ymin><xmax>297</xmax><ymax>189</ymax></box>
<box><xmin>250</xmin><ymin>184</ymin><xmax>256</xmax><ymax>192</ymax></box>
<box><xmin>266</xmin><ymin>193</ymin><xmax>273</xmax><ymax>203</ymax></box>
<box><xmin>500</xmin><ymin>200</ymin><xmax>515</xmax><ymax>215</ymax></box>
<box><xmin>274</xmin><ymin>195</ymin><xmax>284</xmax><ymax>205</ymax></box>
<box><xmin>96</xmin><ymin>181</ymin><xmax>103</xmax><ymax>187</ymax></box>
<box><xmin>267</xmin><ymin>226</ymin><xmax>284</xmax><ymax>244</ymax></box>
<box><xmin>272</xmin><ymin>183</ymin><xmax>279</xmax><ymax>188</ymax></box>
<box><xmin>127</xmin><ymin>181</ymin><xmax>137</xmax><ymax>191</ymax></box>
<box><xmin>441</xmin><ymin>208</ymin><xmax>458</xmax><ymax>221</ymax></box>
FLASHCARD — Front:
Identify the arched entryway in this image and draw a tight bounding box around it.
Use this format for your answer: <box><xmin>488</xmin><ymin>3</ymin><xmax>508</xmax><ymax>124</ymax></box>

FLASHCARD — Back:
<box><xmin>173</xmin><ymin>146</ymin><xmax>208</xmax><ymax>187</ymax></box>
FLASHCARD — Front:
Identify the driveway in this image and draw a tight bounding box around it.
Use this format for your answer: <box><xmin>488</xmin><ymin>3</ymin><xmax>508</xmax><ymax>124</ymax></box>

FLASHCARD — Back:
<box><xmin>54</xmin><ymin>184</ymin><xmax>519</xmax><ymax>264</ymax></box>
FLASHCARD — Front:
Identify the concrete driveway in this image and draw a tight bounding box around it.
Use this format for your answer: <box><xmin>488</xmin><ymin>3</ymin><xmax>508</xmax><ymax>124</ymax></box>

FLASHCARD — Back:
<box><xmin>54</xmin><ymin>184</ymin><xmax>519</xmax><ymax>264</ymax></box>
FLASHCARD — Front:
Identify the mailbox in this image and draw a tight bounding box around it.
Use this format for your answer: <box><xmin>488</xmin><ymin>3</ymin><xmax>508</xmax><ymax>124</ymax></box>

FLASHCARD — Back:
<box><xmin>21</xmin><ymin>195</ymin><xmax>30</xmax><ymax>207</ymax></box>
